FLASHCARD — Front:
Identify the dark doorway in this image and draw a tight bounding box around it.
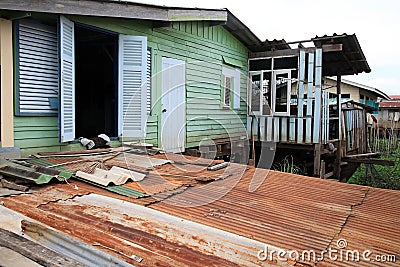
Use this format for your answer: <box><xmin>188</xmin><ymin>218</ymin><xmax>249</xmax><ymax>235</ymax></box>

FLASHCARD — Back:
<box><xmin>75</xmin><ymin>25</ymin><xmax>118</xmax><ymax>138</ymax></box>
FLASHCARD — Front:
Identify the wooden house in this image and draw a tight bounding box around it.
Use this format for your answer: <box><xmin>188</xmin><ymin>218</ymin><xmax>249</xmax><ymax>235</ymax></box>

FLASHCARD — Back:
<box><xmin>0</xmin><ymin>1</ymin><xmax>379</xmax><ymax>181</ymax></box>
<box><xmin>376</xmin><ymin>96</ymin><xmax>400</xmax><ymax>137</ymax></box>
<box><xmin>0</xmin><ymin>0</ymin><xmax>262</xmax><ymax>156</ymax></box>
<box><xmin>247</xmin><ymin>34</ymin><xmax>374</xmax><ymax>180</ymax></box>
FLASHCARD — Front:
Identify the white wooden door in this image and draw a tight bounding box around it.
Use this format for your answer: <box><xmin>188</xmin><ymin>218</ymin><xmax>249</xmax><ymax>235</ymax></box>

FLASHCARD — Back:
<box><xmin>59</xmin><ymin>15</ymin><xmax>75</xmax><ymax>142</ymax></box>
<box><xmin>161</xmin><ymin>57</ymin><xmax>185</xmax><ymax>153</ymax></box>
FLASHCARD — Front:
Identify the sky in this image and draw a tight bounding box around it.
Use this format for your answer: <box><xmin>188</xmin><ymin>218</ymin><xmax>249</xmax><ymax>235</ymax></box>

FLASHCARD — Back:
<box><xmin>132</xmin><ymin>0</ymin><xmax>400</xmax><ymax>96</ymax></box>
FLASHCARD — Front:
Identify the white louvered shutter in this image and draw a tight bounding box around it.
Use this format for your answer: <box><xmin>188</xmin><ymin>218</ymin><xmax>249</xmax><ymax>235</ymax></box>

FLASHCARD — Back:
<box><xmin>17</xmin><ymin>20</ymin><xmax>58</xmax><ymax>115</ymax></box>
<box><xmin>59</xmin><ymin>16</ymin><xmax>75</xmax><ymax>142</ymax></box>
<box><xmin>118</xmin><ymin>35</ymin><xmax>147</xmax><ymax>138</ymax></box>
<box><xmin>146</xmin><ymin>48</ymin><xmax>152</xmax><ymax>115</ymax></box>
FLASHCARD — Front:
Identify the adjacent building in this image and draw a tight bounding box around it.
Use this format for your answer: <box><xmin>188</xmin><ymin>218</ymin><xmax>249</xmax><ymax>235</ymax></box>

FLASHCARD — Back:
<box><xmin>377</xmin><ymin>95</ymin><xmax>400</xmax><ymax>137</ymax></box>
<box><xmin>323</xmin><ymin>77</ymin><xmax>390</xmax><ymax>112</ymax></box>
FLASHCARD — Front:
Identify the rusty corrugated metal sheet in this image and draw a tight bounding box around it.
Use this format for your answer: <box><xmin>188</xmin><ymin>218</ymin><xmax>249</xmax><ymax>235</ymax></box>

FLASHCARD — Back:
<box><xmin>1</xmin><ymin>154</ymin><xmax>399</xmax><ymax>266</ymax></box>
<box><xmin>0</xmin><ymin>181</ymin><xmax>238</xmax><ymax>266</ymax></box>
<box><xmin>379</xmin><ymin>101</ymin><xmax>400</xmax><ymax>108</ymax></box>
<box><xmin>149</xmin><ymin>167</ymin><xmax>400</xmax><ymax>266</ymax></box>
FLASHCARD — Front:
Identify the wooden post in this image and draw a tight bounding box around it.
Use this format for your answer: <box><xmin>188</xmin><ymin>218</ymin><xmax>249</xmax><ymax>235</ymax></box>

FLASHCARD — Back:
<box><xmin>319</xmin><ymin>160</ymin><xmax>326</xmax><ymax>179</ymax></box>
<box><xmin>313</xmin><ymin>144</ymin><xmax>321</xmax><ymax>176</ymax></box>
<box><xmin>334</xmin><ymin>75</ymin><xmax>342</xmax><ymax>180</ymax></box>
<box><xmin>0</xmin><ymin>19</ymin><xmax>15</xmax><ymax>147</ymax></box>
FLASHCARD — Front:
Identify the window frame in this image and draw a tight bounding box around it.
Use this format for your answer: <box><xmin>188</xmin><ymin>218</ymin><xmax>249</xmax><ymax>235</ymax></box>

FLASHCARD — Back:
<box><xmin>249</xmin><ymin>69</ymin><xmax>292</xmax><ymax>116</ymax></box>
<box><xmin>221</xmin><ymin>65</ymin><xmax>240</xmax><ymax>110</ymax></box>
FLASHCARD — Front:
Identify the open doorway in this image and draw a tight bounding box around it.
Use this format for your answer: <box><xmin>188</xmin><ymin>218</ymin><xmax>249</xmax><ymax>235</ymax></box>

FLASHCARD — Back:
<box><xmin>75</xmin><ymin>25</ymin><xmax>118</xmax><ymax>138</ymax></box>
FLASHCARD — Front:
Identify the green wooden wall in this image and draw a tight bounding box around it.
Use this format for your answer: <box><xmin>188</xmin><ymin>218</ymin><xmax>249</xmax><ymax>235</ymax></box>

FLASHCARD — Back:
<box><xmin>13</xmin><ymin>15</ymin><xmax>249</xmax><ymax>155</ymax></box>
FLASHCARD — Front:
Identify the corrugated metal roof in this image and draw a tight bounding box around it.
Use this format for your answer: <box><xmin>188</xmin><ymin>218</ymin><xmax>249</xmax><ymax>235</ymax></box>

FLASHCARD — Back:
<box><xmin>313</xmin><ymin>33</ymin><xmax>371</xmax><ymax>76</ymax></box>
<box><xmin>1</xmin><ymin>155</ymin><xmax>399</xmax><ymax>266</ymax></box>
<box><xmin>149</xmin><ymin>168</ymin><xmax>399</xmax><ymax>266</ymax></box>
<box><xmin>380</xmin><ymin>101</ymin><xmax>400</xmax><ymax>108</ymax></box>
<box><xmin>1</xmin><ymin>183</ymin><xmax>239</xmax><ymax>266</ymax></box>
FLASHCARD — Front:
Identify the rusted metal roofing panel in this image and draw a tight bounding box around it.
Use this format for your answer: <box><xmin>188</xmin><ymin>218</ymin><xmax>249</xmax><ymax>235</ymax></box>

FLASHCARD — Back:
<box><xmin>1</xmin><ymin>153</ymin><xmax>399</xmax><ymax>266</ymax></box>
<box><xmin>149</xmin><ymin>168</ymin><xmax>400</xmax><ymax>266</ymax></box>
<box><xmin>389</xmin><ymin>95</ymin><xmax>400</xmax><ymax>100</ymax></box>
<box><xmin>1</xmin><ymin>189</ymin><xmax>239</xmax><ymax>266</ymax></box>
<box><xmin>380</xmin><ymin>101</ymin><xmax>400</xmax><ymax>108</ymax></box>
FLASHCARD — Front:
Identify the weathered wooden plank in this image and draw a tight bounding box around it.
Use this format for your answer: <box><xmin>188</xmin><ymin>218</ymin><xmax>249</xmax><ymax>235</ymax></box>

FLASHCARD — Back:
<box><xmin>325</xmin><ymin>92</ymin><xmax>329</xmax><ymax>143</ymax></box>
<box><xmin>306</xmin><ymin>52</ymin><xmax>314</xmax><ymax>141</ymax></box>
<box><xmin>14</xmin><ymin>137</ymin><xmax>61</xmax><ymax>148</ymax></box>
<box><xmin>273</xmin><ymin>117</ymin><xmax>280</xmax><ymax>142</ymax></box>
<box><xmin>14</xmin><ymin>130</ymin><xmax>58</xmax><ymax>140</ymax></box>
<box><xmin>297</xmin><ymin>50</ymin><xmax>306</xmax><ymax>143</ymax></box>
<box><xmin>281</xmin><ymin>117</ymin><xmax>288</xmax><ymax>142</ymax></box>
<box><xmin>342</xmin><ymin>158</ymin><xmax>395</xmax><ymax>166</ymax></box>
<box><xmin>253</xmin><ymin>117</ymin><xmax>259</xmax><ymax>141</ymax></box>
<box><xmin>266</xmin><ymin>117</ymin><xmax>273</xmax><ymax>142</ymax></box>
<box><xmin>313</xmin><ymin>49</ymin><xmax>322</xmax><ymax>143</ymax></box>
<box><xmin>343</xmin><ymin>152</ymin><xmax>380</xmax><ymax>158</ymax></box>
<box><xmin>259</xmin><ymin>117</ymin><xmax>266</xmax><ymax>141</ymax></box>
<box><xmin>321</xmin><ymin>91</ymin><xmax>328</xmax><ymax>144</ymax></box>
<box><xmin>246</xmin><ymin>117</ymin><xmax>252</xmax><ymax>137</ymax></box>
<box><xmin>289</xmin><ymin>117</ymin><xmax>296</xmax><ymax>142</ymax></box>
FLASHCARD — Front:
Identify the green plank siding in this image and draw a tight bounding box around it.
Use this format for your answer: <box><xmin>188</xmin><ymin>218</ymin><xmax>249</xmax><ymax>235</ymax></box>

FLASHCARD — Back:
<box><xmin>13</xmin><ymin>116</ymin><xmax>60</xmax><ymax>155</ymax></box>
<box><xmin>14</xmin><ymin>14</ymin><xmax>248</xmax><ymax>153</ymax></box>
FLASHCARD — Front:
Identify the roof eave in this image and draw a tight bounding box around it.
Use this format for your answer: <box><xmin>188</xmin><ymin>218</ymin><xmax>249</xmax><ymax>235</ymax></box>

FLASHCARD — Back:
<box><xmin>223</xmin><ymin>11</ymin><xmax>262</xmax><ymax>51</ymax></box>
<box><xmin>326</xmin><ymin>77</ymin><xmax>391</xmax><ymax>100</ymax></box>
<box><xmin>0</xmin><ymin>0</ymin><xmax>228</xmax><ymax>22</ymax></box>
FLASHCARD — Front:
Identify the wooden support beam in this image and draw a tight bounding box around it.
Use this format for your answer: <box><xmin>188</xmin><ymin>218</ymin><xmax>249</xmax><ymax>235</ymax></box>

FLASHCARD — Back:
<box><xmin>342</xmin><ymin>158</ymin><xmax>395</xmax><ymax>166</ymax></box>
<box><xmin>312</xmin><ymin>49</ymin><xmax>322</xmax><ymax>143</ymax></box>
<box><xmin>305</xmin><ymin>52</ymin><xmax>314</xmax><ymax>143</ymax></box>
<box><xmin>319</xmin><ymin>160</ymin><xmax>325</xmax><ymax>179</ymax></box>
<box><xmin>249</xmin><ymin>45</ymin><xmax>342</xmax><ymax>59</ymax></box>
<box><xmin>343</xmin><ymin>152</ymin><xmax>380</xmax><ymax>158</ymax></box>
<box><xmin>313</xmin><ymin>144</ymin><xmax>321</xmax><ymax>176</ymax></box>
<box><xmin>334</xmin><ymin>74</ymin><xmax>342</xmax><ymax>180</ymax></box>
<box><xmin>323</xmin><ymin>171</ymin><xmax>334</xmax><ymax>179</ymax></box>
<box><xmin>321</xmin><ymin>44</ymin><xmax>342</xmax><ymax>52</ymax></box>
<box><xmin>297</xmin><ymin>50</ymin><xmax>305</xmax><ymax>143</ymax></box>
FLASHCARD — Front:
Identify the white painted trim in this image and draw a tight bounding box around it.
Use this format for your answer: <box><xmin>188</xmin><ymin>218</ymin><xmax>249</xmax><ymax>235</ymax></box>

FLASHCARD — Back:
<box><xmin>222</xmin><ymin>66</ymin><xmax>240</xmax><ymax>109</ymax></box>
<box><xmin>0</xmin><ymin>19</ymin><xmax>14</xmax><ymax>147</ymax></box>
<box><xmin>118</xmin><ymin>35</ymin><xmax>147</xmax><ymax>138</ymax></box>
<box><xmin>59</xmin><ymin>15</ymin><xmax>75</xmax><ymax>142</ymax></box>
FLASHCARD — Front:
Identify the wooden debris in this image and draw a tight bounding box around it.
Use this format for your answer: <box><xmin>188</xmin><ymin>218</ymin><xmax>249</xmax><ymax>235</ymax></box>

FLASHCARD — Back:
<box><xmin>1</xmin><ymin>178</ymin><xmax>29</xmax><ymax>192</ymax></box>
<box><xmin>37</xmin><ymin>148</ymin><xmax>112</xmax><ymax>156</ymax></box>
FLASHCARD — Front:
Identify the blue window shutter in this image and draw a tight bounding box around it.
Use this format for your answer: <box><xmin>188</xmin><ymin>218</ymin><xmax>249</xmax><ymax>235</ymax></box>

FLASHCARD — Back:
<box><xmin>16</xmin><ymin>19</ymin><xmax>58</xmax><ymax>116</ymax></box>
<box><xmin>118</xmin><ymin>35</ymin><xmax>147</xmax><ymax>138</ymax></box>
<box><xmin>59</xmin><ymin>15</ymin><xmax>75</xmax><ymax>142</ymax></box>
